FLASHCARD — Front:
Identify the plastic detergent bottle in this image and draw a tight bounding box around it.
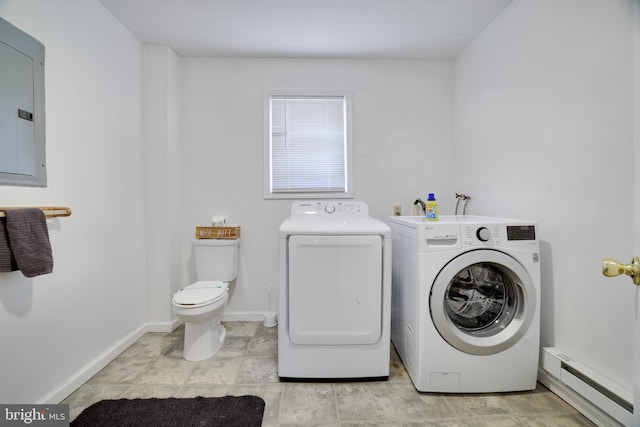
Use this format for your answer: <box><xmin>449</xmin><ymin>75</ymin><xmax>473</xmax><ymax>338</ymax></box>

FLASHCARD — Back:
<box><xmin>426</xmin><ymin>193</ymin><xmax>438</xmax><ymax>221</ymax></box>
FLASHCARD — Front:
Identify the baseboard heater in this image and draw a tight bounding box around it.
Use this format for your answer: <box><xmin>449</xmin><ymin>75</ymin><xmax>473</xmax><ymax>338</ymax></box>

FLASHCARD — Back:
<box><xmin>541</xmin><ymin>347</ymin><xmax>633</xmax><ymax>426</ymax></box>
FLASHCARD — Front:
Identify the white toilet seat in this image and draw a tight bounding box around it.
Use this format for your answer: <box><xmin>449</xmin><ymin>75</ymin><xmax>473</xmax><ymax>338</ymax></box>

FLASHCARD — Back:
<box><xmin>173</xmin><ymin>281</ymin><xmax>227</xmax><ymax>308</ymax></box>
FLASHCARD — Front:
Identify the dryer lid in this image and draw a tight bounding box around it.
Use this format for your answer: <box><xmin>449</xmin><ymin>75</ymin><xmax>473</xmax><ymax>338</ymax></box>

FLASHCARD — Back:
<box><xmin>173</xmin><ymin>281</ymin><xmax>227</xmax><ymax>305</ymax></box>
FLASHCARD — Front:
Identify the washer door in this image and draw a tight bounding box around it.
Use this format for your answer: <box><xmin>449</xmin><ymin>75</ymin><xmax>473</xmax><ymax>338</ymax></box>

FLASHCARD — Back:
<box><xmin>430</xmin><ymin>249</ymin><xmax>536</xmax><ymax>356</ymax></box>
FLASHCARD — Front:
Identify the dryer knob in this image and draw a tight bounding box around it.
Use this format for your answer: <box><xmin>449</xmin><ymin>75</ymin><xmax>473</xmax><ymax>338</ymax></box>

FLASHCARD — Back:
<box><xmin>324</xmin><ymin>204</ymin><xmax>336</xmax><ymax>214</ymax></box>
<box><xmin>476</xmin><ymin>227</ymin><xmax>492</xmax><ymax>242</ymax></box>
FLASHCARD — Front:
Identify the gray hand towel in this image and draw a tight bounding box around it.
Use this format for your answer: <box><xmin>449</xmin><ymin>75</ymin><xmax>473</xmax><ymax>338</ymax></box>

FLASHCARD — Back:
<box><xmin>5</xmin><ymin>208</ymin><xmax>53</xmax><ymax>277</ymax></box>
<box><xmin>0</xmin><ymin>217</ymin><xmax>19</xmax><ymax>272</ymax></box>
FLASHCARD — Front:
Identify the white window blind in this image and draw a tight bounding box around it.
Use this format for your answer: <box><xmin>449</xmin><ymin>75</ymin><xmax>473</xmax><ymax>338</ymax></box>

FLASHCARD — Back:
<box><xmin>269</xmin><ymin>95</ymin><xmax>348</xmax><ymax>194</ymax></box>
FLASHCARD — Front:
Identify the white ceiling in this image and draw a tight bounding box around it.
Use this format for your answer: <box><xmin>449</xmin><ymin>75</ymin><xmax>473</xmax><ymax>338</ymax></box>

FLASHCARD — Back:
<box><xmin>99</xmin><ymin>0</ymin><xmax>513</xmax><ymax>59</ymax></box>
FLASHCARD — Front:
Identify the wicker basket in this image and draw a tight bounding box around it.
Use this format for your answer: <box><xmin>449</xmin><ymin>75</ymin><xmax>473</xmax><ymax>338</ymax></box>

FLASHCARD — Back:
<box><xmin>195</xmin><ymin>226</ymin><xmax>241</xmax><ymax>239</ymax></box>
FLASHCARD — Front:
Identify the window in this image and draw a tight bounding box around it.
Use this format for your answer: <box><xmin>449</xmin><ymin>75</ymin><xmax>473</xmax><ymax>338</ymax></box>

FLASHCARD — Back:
<box><xmin>264</xmin><ymin>92</ymin><xmax>353</xmax><ymax>199</ymax></box>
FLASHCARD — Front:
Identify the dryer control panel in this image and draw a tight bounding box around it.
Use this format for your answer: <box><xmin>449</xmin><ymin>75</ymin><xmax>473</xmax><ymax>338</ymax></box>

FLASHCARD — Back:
<box><xmin>290</xmin><ymin>201</ymin><xmax>369</xmax><ymax>217</ymax></box>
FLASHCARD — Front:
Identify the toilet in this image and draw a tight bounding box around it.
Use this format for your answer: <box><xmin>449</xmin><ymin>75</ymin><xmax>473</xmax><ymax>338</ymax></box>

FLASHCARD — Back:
<box><xmin>172</xmin><ymin>238</ymin><xmax>239</xmax><ymax>361</ymax></box>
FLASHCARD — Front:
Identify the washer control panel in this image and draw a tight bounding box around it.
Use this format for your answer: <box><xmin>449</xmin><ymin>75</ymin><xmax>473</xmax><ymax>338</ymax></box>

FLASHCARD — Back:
<box><xmin>390</xmin><ymin>216</ymin><xmax>539</xmax><ymax>252</ymax></box>
<box><xmin>290</xmin><ymin>201</ymin><xmax>369</xmax><ymax>217</ymax></box>
<box><xmin>463</xmin><ymin>224</ymin><xmax>501</xmax><ymax>246</ymax></box>
<box><xmin>462</xmin><ymin>224</ymin><xmax>536</xmax><ymax>247</ymax></box>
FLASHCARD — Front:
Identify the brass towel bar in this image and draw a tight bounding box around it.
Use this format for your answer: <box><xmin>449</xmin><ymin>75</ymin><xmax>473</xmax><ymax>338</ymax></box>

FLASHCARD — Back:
<box><xmin>0</xmin><ymin>206</ymin><xmax>72</xmax><ymax>218</ymax></box>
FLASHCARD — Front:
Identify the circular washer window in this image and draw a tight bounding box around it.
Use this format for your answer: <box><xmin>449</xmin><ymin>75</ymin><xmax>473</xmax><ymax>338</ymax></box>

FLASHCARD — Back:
<box><xmin>445</xmin><ymin>262</ymin><xmax>518</xmax><ymax>337</ymax></box>
<box><xmin>430</xmin><ymin>249</ymin><xmax>536</xmax><ymax>356</ymax></box>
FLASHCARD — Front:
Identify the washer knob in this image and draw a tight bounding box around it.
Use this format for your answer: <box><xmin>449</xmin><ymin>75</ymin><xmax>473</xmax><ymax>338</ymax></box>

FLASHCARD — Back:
<box><xmin>476</xmin><ymin>227</ymin><xmax>492</xmax><ymax>242</ymax></box>
<box><xmin>324</xmin><ymin>204</ymin><xmax>336</xmax><ymax>214</ymax></box>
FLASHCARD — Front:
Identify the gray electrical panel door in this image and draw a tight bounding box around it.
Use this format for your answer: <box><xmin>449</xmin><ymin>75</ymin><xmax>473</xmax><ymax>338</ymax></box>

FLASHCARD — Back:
<box><xmin>0</xmin><ymin>42</ymin><xmax>35</xmax><ymax>176</ymax></box>
<box><xmin>0</xmin><ymin>17</ymin><xmax>46</xmax><ymax>187</ymax></box>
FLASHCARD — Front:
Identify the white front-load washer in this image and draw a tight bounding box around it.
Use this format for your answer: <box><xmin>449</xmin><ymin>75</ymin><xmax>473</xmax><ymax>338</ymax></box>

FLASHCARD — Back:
<box><xmin>278</xmin><ymin>201</ymin><xmax>391</xmax><ymax>379</ymax></box>
<box><xmin>389</xmin><ymin>215</ymin><xmax>541</xmax><ymax>393</ymax></box>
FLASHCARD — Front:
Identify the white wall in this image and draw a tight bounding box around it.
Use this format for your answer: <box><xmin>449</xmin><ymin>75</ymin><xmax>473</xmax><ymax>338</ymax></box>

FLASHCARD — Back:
<box><xmin>0</xmin><ymin>0</ymin><xmax>146</xmax><ymax>403</ymax></box>
<box><xmin>179</xmin><ymin>58</ymin><xmax>454</xmax><ymax>319</ymax></box>
<box><xmin>454</xmin><ymin>0</ymin><xmax>635</xmax><ymax>390</ymax></box>
<box><xmin>142</xmin><ymin>45</ymin><xmax>183</xmax><ymax>331</ymax></box>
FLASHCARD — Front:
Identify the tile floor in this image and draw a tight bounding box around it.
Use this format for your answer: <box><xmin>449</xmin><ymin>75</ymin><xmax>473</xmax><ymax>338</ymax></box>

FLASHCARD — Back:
<box><xmin>63</xmin><ymin>321</ymin><xmax>595</xmax><ymax>426</ymax></box>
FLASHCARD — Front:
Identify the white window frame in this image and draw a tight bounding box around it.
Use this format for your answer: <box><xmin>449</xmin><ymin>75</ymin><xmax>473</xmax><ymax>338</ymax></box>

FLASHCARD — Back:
<box><xmin>263</xmin><ymin>90</ymin><xmax>354</xmax><ymax>200</ymax></box>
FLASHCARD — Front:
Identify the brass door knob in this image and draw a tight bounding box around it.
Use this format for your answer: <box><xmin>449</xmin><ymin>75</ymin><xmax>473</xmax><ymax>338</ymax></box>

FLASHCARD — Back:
<box><xmin>602</xmin><ymin>257</ymin><xmax>640</xmax><ymax>285</ymax></box>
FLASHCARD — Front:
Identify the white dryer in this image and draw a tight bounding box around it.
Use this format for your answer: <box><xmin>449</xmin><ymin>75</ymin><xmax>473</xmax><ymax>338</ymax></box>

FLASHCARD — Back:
<box><xmin>278</xmin><ymin>201</ymin><xmax>391</xmax><ymax>379</ymax></box>
<box><xmin>389</xmin><ymin>215</ymin><xmax>541</xmax><ymax>393</ymax></box>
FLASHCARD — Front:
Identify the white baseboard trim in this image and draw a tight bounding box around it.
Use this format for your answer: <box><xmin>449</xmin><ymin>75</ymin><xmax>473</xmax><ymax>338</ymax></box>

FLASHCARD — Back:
<box><xmin>42</xmin><ymin>313</ymin><xmax>277</xmax><ymax>404</ymax></box>
<box><xmin>39</xmin><ymin>324</ymin><xmax>148</xmax><ymax>404</ymax></box>
<box><xmin>538</xmin><ymin>369</ymin><xmax>624</xmax><ymax>427</ymax></box>
<box><xmin>146</xmin><ymin>318</ymin><xmax>181</xmax><ymax>333</ymax></box>
<box><xmin>223</xmin><ymin>311</ymin><xmax>276</xmax><ymax>322</ymax></box>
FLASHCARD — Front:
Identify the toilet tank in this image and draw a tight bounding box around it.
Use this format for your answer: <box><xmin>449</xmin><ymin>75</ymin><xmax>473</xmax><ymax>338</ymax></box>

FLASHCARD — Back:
<box><xmin>193</xmin><ymin>238</ymin><xmax>240</xmax><ymax>282</ymax></box>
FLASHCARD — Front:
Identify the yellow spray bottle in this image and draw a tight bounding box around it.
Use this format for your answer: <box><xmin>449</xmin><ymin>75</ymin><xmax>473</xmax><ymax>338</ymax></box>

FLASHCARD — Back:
<box><xmin>426</xmin><ymin>193</ymin><xmax>438</xmax><ymax>221</ymax></box>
